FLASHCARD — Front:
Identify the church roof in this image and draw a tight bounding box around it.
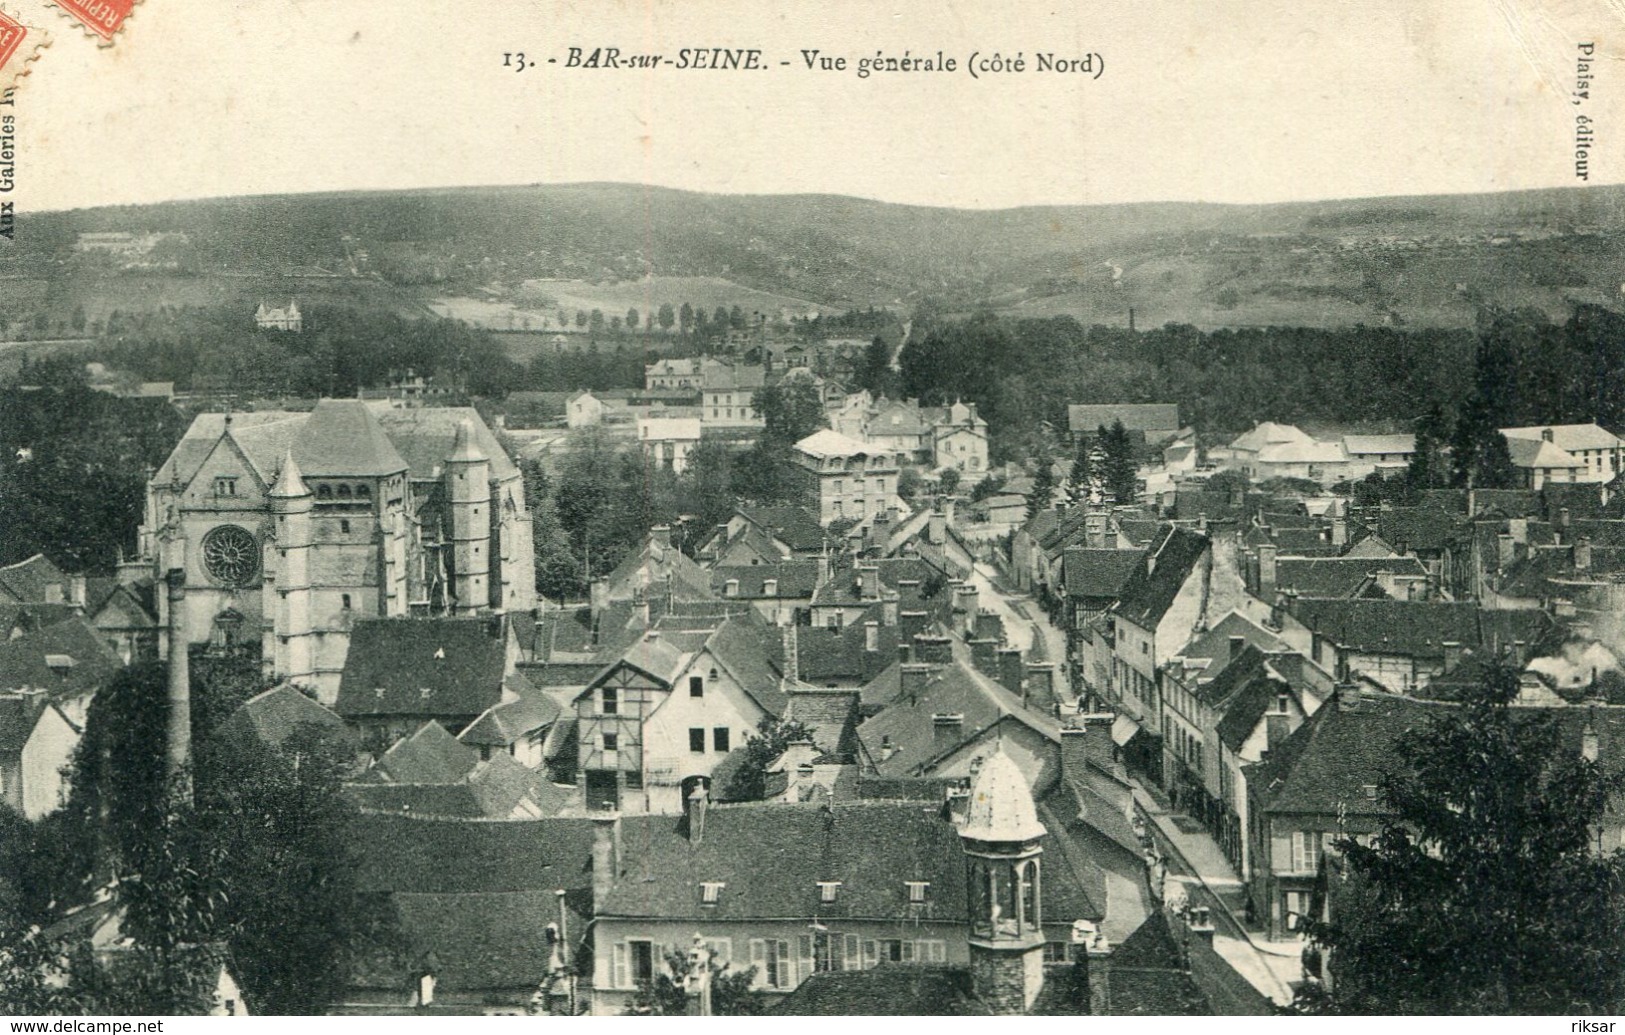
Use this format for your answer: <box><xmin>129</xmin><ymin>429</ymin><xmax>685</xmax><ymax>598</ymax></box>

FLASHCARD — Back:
<box><xmin>293</xmin><ymin>399</ymin><xmax>409</xmax><ymax>477</ymax></box>
<box><xmin>267</xmin><ymin>448</ymin><xmax>310</xmax><ymax>499</ymax></box>
<box><xmin>373</xmin><ymin>406</ymin><xmax>520</xmax><ymax>482</ymax></box>
<box><xmin>960</xmin><ymin>746</ymin><xmax>1046</xmax><ymax>842</ymax></box>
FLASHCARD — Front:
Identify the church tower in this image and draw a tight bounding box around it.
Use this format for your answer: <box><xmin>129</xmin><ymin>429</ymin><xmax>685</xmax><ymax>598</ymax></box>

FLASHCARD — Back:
<box><xmin>960</xmin><ymin>747</ymin><xmax>1048</xmax><ymax>1014</ymax></box>
<box><xmin>268</xmin><ymin>448</ymin><xmax>317</xmax><ymax>685</ymax></box>
<box><xmin>444</xmin><ymin>419</ymin><xmax>491</xmax><ymax>615</ymax></box>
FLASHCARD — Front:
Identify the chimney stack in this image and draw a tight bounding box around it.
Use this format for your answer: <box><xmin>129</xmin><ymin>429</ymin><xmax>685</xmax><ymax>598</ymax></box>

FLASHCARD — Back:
<box><xmin>1084</xmin><ymin>510</ymin><xmax>1108</xmax><ymax>550</ymax></box>
<box><xmin>591</xmin><ymin>811</ymin><xmax>622</xmax><ymax>907</ymax></box>
<box><xmin>1257</xmin><ymin>544</ymin><xmax>1278</xmax><ymax>599</ymax></box>
<box><xmin>1025</xmin><ymin>664</ymin><xmax>1056</xmax><ymax>709</ymax></box>
<box><xmin>687</xmin><ymin>783</ymin><xmax>709</xmax><ymax>844</ymax></box>
<box><xmin>1330</xmin><ymin>515</ymin><xmax>1347</xmax><ymax>548</ymax></box>
<box><xmin>651</xmin><ymin>524</ymin><xmax>672</xmax><ymax>550</ymax></box>
<box><xmin>954</xmin><ymin>585</ymin><xmax>980</xmax><ymax>638</ymax></box>
<box><xmin>929</xmin><ymin>511</ymin><xmax>946</xmax><ymax>546</ymax></box>
<box><xmin>899</xmin><ymin>663</ymin><xmax>934</xmax><ymax>701</ymax></box>
<box><xmin>859</xmin><ymin>565</ymin><xmax>881</xmax><ymax>601</ymax></box>
<box><xmin>899</xmin><ymin>610</ymin><xmax>928</xmax><ymax>643</ymax></box>
<box><xmin>864</xmin><ymin>620</ymin><xmax>880</xmax><ymax>654</ymax></box>
<box><xmin>881</xmin><ymin>589</ymin><xmax>900</xmax><ymax>627</ymax></box>
<box><xmin>932</xmin><ymin>713</ymin><xmax>965</xmax><ymax>754</ymax></box>
<box><xmin>1576</xmin><ymin>536</ymin><xmax>1593</xmax><ymax>573</ymax></box>
<box><xmin>1062</xmin><ymin>713</ymin><xmax>1118</xmax><ymax>784</ymax></box>
<box><xmin>1228</xmin><ymin>636</ymin><xmax>1246</xmax><ymax>662</ymax></box>
<box><xmin>997</xmin><ymin>648</ymin><xmax>1025</xmax><ymax>700</ymax></box>
<box><xmin>164</xmin><ymin>569</ymin><xmax>191</xmax><ymax>800</ymax></box>
<box><xmin>1582</xmin><ymin>712</ymin><xmax>1600</xmax><ymax>763</ymax></box>
<box><xmin>1496</xmin><ymin>533</ymin><xmax>1515</xmax><ymax>570</ymax></box>
<box><xmin>969</xmin><ymin>638</ymin><xmax>998</xmax><ymax>676</ymax></box>
<box><xmin>914</xmin><ymin>633</ymin><xmax>953</xmax><ymax>665</ymax></box>
<box><xmin>1442</xmin><ymin>640</ymin><xmax>1463</xmax><ymax>674</ymax></box>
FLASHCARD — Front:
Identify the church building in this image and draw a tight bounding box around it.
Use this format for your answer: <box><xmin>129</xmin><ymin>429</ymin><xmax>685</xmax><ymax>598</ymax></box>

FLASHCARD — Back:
<box><xmin>138</xmin><ymin>399</ymin><xmax>535</xmax><ymax>702</ymax></box>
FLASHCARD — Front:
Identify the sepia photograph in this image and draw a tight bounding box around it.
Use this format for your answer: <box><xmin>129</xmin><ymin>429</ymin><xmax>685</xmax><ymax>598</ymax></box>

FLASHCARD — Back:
<box><xmin>0</xmin><ymin>0</ymin><xmax>1622</xmax><ymax>1020</ymax></box>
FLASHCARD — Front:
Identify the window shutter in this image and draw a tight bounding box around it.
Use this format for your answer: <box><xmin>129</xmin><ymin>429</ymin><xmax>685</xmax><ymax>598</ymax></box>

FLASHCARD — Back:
<box><xmin>776</xmin><ymin>939</ymin><xmax>792</xmax><ymax>988</ymax></box>
<box><xmin>797</xmin><ymin>935</ymin><xmax>814</xmax><ymax>985</ymax></box>
<box><xmin>612</xmin><ymin>943</ymin><xmax>628</xmax><ymax>989</ymax></box>
<box><xmin>842</xmin><ymin>934</ymin><xmax>860</xmax><ymax>970</ymax></box>
<box><xmin>750</xmin><ymin>939</ymin><xmax>766</xmax><ymax>989</ymax></box>
<box><xmin>863</xmin><ymin>940</ymin><xmax>878</xmax><ymax>968</ymax></box>
<box><xmin>900</xmin><ymin>940</ymin><xmax>914</xmax><ymax>963</ymax></box>
<box><xmin>1290</xmin><ymin>831</ymin><xmax>1305</xmax><ymax>871</ymax></box>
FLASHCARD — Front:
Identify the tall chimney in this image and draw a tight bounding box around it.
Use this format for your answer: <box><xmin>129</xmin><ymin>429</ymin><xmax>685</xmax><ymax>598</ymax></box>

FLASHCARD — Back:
<box><xmin>881</xmin><ymin>589</ymin><xmax>900</xmax><ymax>627</ymax></box>
<box><xmin>864</xmin><ymin>620</ymin><xmax>880</xmax><ymax>654</ymax></box>
<box><xmin>899</xmin><ymin>663</ymin><xmax>934</xmax><ymax>701</ymax></box>
<box><xmin>1330</xmin><ymin>516</ymin><xmax>1347</xmax><ymax>548</ymax></box>
<box><xmin>859</xmin><ymin>564</ymin><xmax>881</xmax><ymax>601</ymax></box>
<box><xmin>164</xmin><ymin>569</ymin><xmax>191</xmax><ymax>800</ymax></box>
<box><xmin>1496</xmin><ymin>534</ymin><xmax>1515</xmax><ymax>570</ymax></box>
<box><xmin>932</xmin><ymin>713</ymin><xmax>965</xmax><ymax>754</ymax></box>
<box><xmin>1575</xmin><ymin>536</ymin><xmax>1593</xmax><ymax>573</ymax></box>
<box><xmin>914</xmin><ymin>633</ymin><xmax>953</xmax><ymax>665</ymax></box>
<box><xmin>899</xmin><ymin>610</ymin><xmax>928</xmax><ymax>643</ymax></box>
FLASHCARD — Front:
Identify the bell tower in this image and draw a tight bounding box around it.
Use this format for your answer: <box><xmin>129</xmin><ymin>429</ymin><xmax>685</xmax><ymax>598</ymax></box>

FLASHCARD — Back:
<box><xmin>444</xmin><ymin>419</ymin><xmax>491</xmax><ymax>615</ymax></box>
<box><xmin>267</xmin><ymin>448</ymin><xmax>316</xmax><ymax>686</ymax></box>
<box><xmin>960</xmin><ymin>747</ymin><xmax>1047</xmax><ymax>1014</ymax></box>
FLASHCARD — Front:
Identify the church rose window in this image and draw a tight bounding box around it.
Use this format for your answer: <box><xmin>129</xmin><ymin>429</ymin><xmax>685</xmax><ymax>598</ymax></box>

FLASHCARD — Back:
<box><xmin>202</xmin><ymin>525</ymin><xmax>260</xmax><ymax>586</ymax></box>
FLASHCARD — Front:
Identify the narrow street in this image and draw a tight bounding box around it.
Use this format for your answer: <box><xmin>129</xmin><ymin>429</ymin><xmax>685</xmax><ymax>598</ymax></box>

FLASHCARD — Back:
<box><xmin>969</xmin><ymin>559</ymin><xmax>1074</xmax><ymax>704</ymax></box>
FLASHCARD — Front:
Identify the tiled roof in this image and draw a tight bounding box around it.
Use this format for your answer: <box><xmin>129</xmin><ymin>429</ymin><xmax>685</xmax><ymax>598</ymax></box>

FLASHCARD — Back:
<box><xmin>1105</xmin><ymin>913</ymin><xmax>1214</xmax><ymax>1015</ymax></box>
<box><xmin>350</xmin><ymin>812</ymin><xmax>598</xmax><ymax>896</ymax></box>
<box><xmin>797</xmin><ymin>604</ymin><xmax>903</xmax><ymax>685</ymax></box>
<box><xmin>1229</xmin><ymin>422</ymin><xmax>1314</xmax><ymax>453</ymax></box>
<box><xmin>1062</xmin><ymin>548</ymin><xmax>1143</xmax><ymax>602</ymax></box>
<box><xmin>704</xmin><ymin>618</ymin><xmax>789</xmax><ymax>718</ymax></box>
<box><xmin>216</xmin><ymin>685</ymin><xmax>348</xmax><ymax>751</ymax></box>
<box><xmin>770</xmin><ymin>965</ymin><xmax>991</xmax><ymax>1015</ymax></box>
<box><xmin>336</xmin><ymin>617</ymin><xmax>509</xmax><ymax>720</ymax></box>
<box><xmin>785</xmin><ymin>689</ymin><xmax>860</xmax><ymax>755</ymax></box>
<box><xmin>373</xmin><ymin>406</ymin><xmax>520</xmax><ymax>482</ymax></box>
<box><xmin>1343</xmin><ymin>434</ymin><xmax>1417</xmax><ymax>456</ymax></box>
<box><xmin>735</xmin><ymin>505</ymin><xmax>829</xmax><ymax>552</ymax></box>
<box><xmin>0</xmin><ymin>554</ymin><xmax>66</xmax><ymax>603</ymax></box>
<box><xmin>1376</xmin><ymin>505</ymin><xmax>1469</xmax><ymax>554</ymax></box>
<box><xmin>1502</xmin><ymin>423</ymin><xmax>1624</xmax><ymax>452</ymax></box>
<box><xmin>1292</xmin><ymin>599</ymin><xmax>1480</xmax><ymax>660</ymax></box>
<box><xmin>291</xmin><ymin>399</ymin><xmax>409</xmax><ymax>477</ymax></box>
<box><xmin>0</xmin><ymin>616</ymin><xmax>123</xmax><ymax>703</ymax></box>
<box><xmin>857</xmin><ymin>655</ymin><xmax>1055</xmax><ymax>779</ymax></box>
<box><xmin>794</xmin><ymin>429</ymin><xmax>873</xmax><ymax>458</ymax></box>
<box><xmin>1213</xmin><ymin>666</ymin><xmax>1292</xmax><ymax>754</ymax></box>
<box><xmin>1273</xmin><ymin>557</ymin><xmax>1428</xmax><ymax>599</ymax></box>
<box><xmin>711</xmin><ymin>560</ymin><xmax>821</xmax><ymax>599</ymax></box>
<box><xmin>458</xmin><ymin>688</ymin><xmax>561</xmax><ymax>747</ymax></box>
<box><xmin>1248</xmin><ymin>692</ymin><xmax>1438</xmax><ymax>816</ymax></box>
<box><xmin>369</xmin><ymin>721</ymin><xmax>480</xmax><ymax>784</ymax></box>
<box><xmin>1469</xmin><ymin>489</ymin><xmax>1543</xmax><ymax>519</ymax></box>
<box><xmin>812</xmin><ymin>557</ymin><xmax>946</xmax><ymax>608</ymax></box>
<box><xmin>1067</xmin><ymin>403</ymin><xmax>1180</xmax><ymax>435</ymax></box>
<box><xmin>1114</xmin><ymin>526</ymin><xmax>1209</xmax><ymax>630</ymax></box>
<box><xmin>600</xmin><ymin>799</ymin><xmax>1100</xmax><ymax>923</ymax></box>
<box><xmin>0</xmin><ymin>696</ymin><xmax>59</xmax><ymax>753</ymax></box>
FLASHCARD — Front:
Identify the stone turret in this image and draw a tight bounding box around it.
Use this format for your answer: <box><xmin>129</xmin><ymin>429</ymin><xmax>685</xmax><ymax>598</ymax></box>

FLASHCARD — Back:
<box><xmin>960</xmin><ymin>746</ymin><xmax>1047</xmax><ymax>1014</ymax></box>
<box><xmin>444</xmin><ymin>420</ymin><xmax>492</xmax><ymax>615</ymax></box>
<box><xmin>267</xmin><ymin>448</ymin><xmax>316</xmax><ymax>685</ymax></box>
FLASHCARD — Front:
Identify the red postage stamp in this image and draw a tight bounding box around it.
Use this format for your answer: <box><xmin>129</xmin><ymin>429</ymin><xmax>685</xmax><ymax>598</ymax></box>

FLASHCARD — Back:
<box><xmin>0</xmin><ymin>11</ymin><xmax>26</xmax><ymax>69</ymax></box>
<box><xmin>51</xmin><ymin>0</ymin><xmax>133</xmax><ymax>42</ymax></box>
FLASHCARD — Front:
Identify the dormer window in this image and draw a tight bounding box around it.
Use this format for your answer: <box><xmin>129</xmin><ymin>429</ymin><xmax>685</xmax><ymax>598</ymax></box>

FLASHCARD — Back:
<box><xmin>724</xmin><ymin>579</ymin><xmax>739</xmax><ymax>597</ymax></box>
<box><xmin>356</xmin><ymin>483</ymin><xmax>371</xmax><ymax>500</ymax></box>
<box><xmin>700</xmin><ymin>881</ymin><xmax>725</xmax><ymax>905</ymax></box>
<box><xmin>317</xmin><ymin>484</ymin><xmax>333</xmax><ymax>500</ymax></box>
<box><xmin>817</xmin><ymin>881</ymin><xmax>841</xmax><ymax>904</ymax></box>
<box><xmin>338</xmin><ymin>485</ymin><xmax>352</xmax><ymax>500</ymax></box>
<box><xmin>906</xmin><ymin>881</ymin><xmax>930</xmax><ymax>904</ymax></box>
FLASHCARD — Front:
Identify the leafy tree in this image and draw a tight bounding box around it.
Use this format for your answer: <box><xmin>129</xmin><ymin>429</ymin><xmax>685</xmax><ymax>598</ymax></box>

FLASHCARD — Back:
<box><xmin>729</xmin><ymin>442</ymin><xmax>802</xmax><ymax>507</ymax></box>
<box><xmin>856</xmin><ymin>336</ymin><xmax>896</xmax><ymax>397</ymax></box>
<box><xmin>658</xmin><ymin>303</ymin><xmax>675</xmax><ymax>331</ymax></box>
<box><xmin>713</xmin><ymin>306</ymin><xmax>729</xmax><ymax>332</ymax></box>
<box><xmin>969</xmin><ymin>475</ymin><xmax>1005</xmax><ymax>503</ymax></box>
<box><xmin>939</xmin><ymin>468</ymin><xmax>961</xmax><ymax>496</ymax></box>
<box><xmin>897</xmin><ymin>467</ymin><xmax>923</xmax><ymax>502</ymax></box>
<box><xmin>1304</xmin><ymin>668</ymin><xmax>1625</xmax><ymax>1014</ymax></box>
<box><xmin>589</xmin><ymin>310</ymin><xmax>606</xmax><ymax>333</ymax></box>
<box><xmin>678</xmin><ymin>303</ymin><xmax>694</xmax><ymax>334</ymax></box>
<box><xmin>1450</xmin><ymin>394</ymin><xmax>1516</xmax><ymax>490</ymax></box>
<box><xmin>753</xmin><ymin>380</ymin><xmax>828</xmax><ymax>445</ymax></box>
<box><xmin>622</xmin><ymin>943</ymin><xmax>760</xmax><ymax>1016</ymax></box>
<box><xmin>575</xmin><ymin>310</ymin><xmax>588</xmax><ymax>329</ymax></box>
<box><xmin>728</xmin><ymin>305</ymin><xmax>746</xmax><ymax>331</ymax></box>
<box><xmin>716</xmin><ymin>717</ymin><xmax>817</xmax><ymax>802</ymax></box>
<box><xmin>627</xmin><ymin>308</ymin><xmax>640</xmax><ymax>331</ymax></box>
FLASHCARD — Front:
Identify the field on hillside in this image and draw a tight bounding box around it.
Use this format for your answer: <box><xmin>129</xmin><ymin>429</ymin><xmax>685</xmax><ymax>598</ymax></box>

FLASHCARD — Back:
<box><xmin>514</xmin><ymin>276</ymin><xmax>823</xmax><ymax>321</ymax></box>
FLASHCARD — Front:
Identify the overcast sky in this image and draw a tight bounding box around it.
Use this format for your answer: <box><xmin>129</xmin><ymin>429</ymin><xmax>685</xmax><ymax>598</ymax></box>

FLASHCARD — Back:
<box><xmin>14</xmin><ymin>0</ymin><xmax>1623</xmax><ymax>212</ymax></box>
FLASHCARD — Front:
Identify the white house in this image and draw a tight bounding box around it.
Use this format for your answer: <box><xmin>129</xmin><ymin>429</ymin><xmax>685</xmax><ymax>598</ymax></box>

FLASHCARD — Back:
<box><xmin>638</xmin><ymin>417</ymin><xmax>703</xmax><ymax>474</ymax></box>
<box><xmin>0</xmin><ymin>691</ymin><xmax>80</xmax><ymax>819</ymax></box>
<box><xmin>1502</xmin><ymin>424</ymin><xmax>1625</xmax><ymax>486</ymax></box>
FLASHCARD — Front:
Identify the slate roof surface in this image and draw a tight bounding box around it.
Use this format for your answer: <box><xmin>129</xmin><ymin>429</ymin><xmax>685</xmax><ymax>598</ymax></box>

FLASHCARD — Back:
<box><xmin>1343</xmin><ymin>434</ymin><xmax>1417</xmax><ymax>456</ymax></box>
<box><xmin>372</xmin><ymin>406</ymin><xmax>520</xmax><ymax>482</ymax></box>
<box><xmin>1114</xmin><ymin>526</ymin><xmax>1208</xmax><ymax>629</ymax></box>
<box><xmin>457</xmin><ymin>690</ymin><xmax>561</xmax><ymax>747</ymax></box>
<box><xmin>1247</xmin><ymin>692</ymin><xmax>1438</xmax><ymax>816</ymax></box>
<box><xmin>599</xmin><ymin>799</ymin><xmax>1100</xmax><ymax>923</ymax></box>
<box><xmin>0</xmin><ymin>696</ymin><xmax>54</xmax><ymax>752</ymax></box>
<box><xmin>797</xmin><ymin>603</ymin><xmax>904</xmax><ymax>685</ymax></box>
<box><xmin>1214</xmin><ymin>668</ymin><xmax>1293</xmax><ymax>754</ymax></box>
<box><xmin>703</xmin><ymin>617</ymin><xmax>789</xmax><ymax>717</ymax></box>
<box><xmin>336</xmin><ymin>617</ymin><xmax>510</xmax><ymax>719</ymax></box>
<box><xmin>795</xmin><ymin>429</ymin><xmax>874</xmax><ymax>458</ymax></box>
<box><xmin>292</xmin><ymin>399</ymin><xmax>410</xmax><ymax>476</ymax></box>
<box><xmin>1502</xmin><ymin>423</ymin><xmax>1624</xmax><ymax>451</ymax></box>
<box><xmin>811</xmin><ymin>557</ymin><xmax>948</xmax><ymax>608</ymax></box>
